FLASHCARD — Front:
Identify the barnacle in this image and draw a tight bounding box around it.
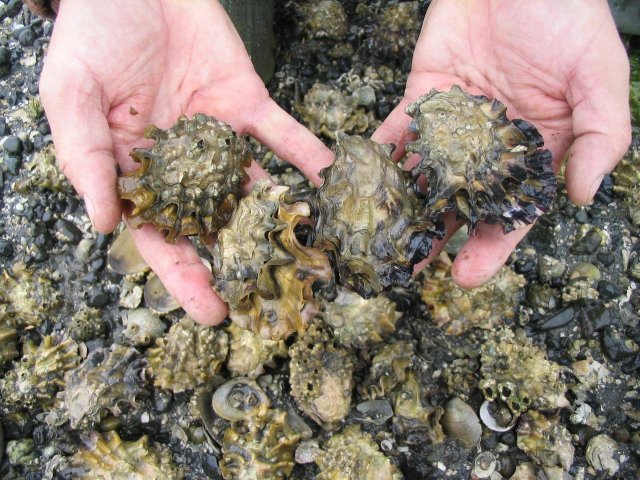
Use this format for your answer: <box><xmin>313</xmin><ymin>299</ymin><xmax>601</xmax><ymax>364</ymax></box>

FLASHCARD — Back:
<box><xmin>421</xmin><ymin>252</ymin><xmax>525</xmax><ymax>335</ymax></box>
<box><xmin>289</xmin><ymin>320</ymin><xmax>354</xmax><ymax>426</ymax></box>
<box><xmin>612</xmin><ymin>134</ymin><xmax>640</xmax><ymax>226</ymax></box>
<box><xmin>0</xmin><ymin>335</ymin><xmax>80</xmax><ymax>409</ymax></box>
<box><xmin>68</xmin><ymin>306</ymin><xmax>106</xmax><ymax>342</ymax></box>
<box><xmin>297</xmin><ymin>83</ymin><xmax>373</xmax><ymax>139</ymax></box>
<box><xmin>479</xmin><ymin>328</ymin><xmax>569</xmax><ymax>413</ymax></box>
<box><xmin>314</xmin><ymin>133</ymin><xmax>438</xmax><ymax>297</ymax></box>
<box><xmin>117</xmin><ymin>113</ymin><xmax>251</xmax><ymax>242</ymax></box>
<box><xmin>298</xmin><ymin>0</ymin><xmax>348</xmax><ymax>40</ymax></box>
<box><xmin>225</xmin><ymin>323</ymin><xmax>288</xmax><ymax>378</ymax></box>
<box><xmin>147</xmin><ymin>315</ymin><xmax>228</xmax><ymax>392</ymax></box>
<box><xmin>322</xmin><ymin>287</ymin><xmax>400</xmax><ymax>348</ymax></box>
<box><xmin>363</xmin><ymin>340</ymin><xmax>413</xmax><ymax>399</ymax></box>
<box><xmin>365</xmin><ymin>1</ymin><xmax>421</xmax><ymax>60</ymax></box>
<box><xmin>213</xmin><ymin>181</ymin><xmax>333</xmax><ymax>340</ymax></box>
<box><xmin>314</xmin><ymin>424</ymin><xmax>403</xmax><ymax>480</ymax></box>
<box><xmin>211</xmin><ymin>377</ymin><xmax>271</xmax><ymax>422</ymax></box>
<box><xmin>405</xmin><ymin>86</ymin><xmax>557</xmax><ymax>232</ymax></box>
<box><xmin>50</xmin><ymin>344</ymin><xmax>148</xmax><ymax>429</ymax></box>
<box><xmin>67</xmin><ymin>431</ymin><xmax>183</xmax><ymax>479</ymax></box>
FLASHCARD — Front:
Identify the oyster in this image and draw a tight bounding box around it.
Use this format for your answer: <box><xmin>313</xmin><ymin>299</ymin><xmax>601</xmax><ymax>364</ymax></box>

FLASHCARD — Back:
<box><xmin>585</xmin><ymin>434</ymin><xmax>620</xmax><ymax>476</ymax></box>
<box><xmin>67</xmin><ymin>431</ymin><xmax>183</xmax><ymax>479</ymax></box>
<box><xmin>147</xmin><ymin>315</ymin><xmax>228</xmax><ymax>392</ymax></box>
<box><xmin>225</xmin><ymin>323</ymin><xmax>287</xmax><ymax>378</ymax></box>
<box><xmin>314</xmin><ymin>424</ymin><xmax>403</xmax><ymax>480</ymax></box>
<box><xmin>365</xmin><ymin>1</ymin><xmax>422</xmax><ymax>60</ymax></box>
<box><xmin>405</xmin><ymin>86</ymin><xmax>557</xmax><ymax>232</ymax></box>
<box><xmin>298</xmin><ymin>0</ymin><xmax>348</xmax><ymax>40</ymax></box>
<box><xmin>479</xmin><ymin>328</ymin><xmax>569</xmax><ymax>413</ymax></box>
<box><xmin>117</xmin><ymin>113</ymin><xmax>251</xmax><ymax>242</ymax></box>
<box><xmin>314</xmin><ymin>133</ymin><xmax>438</xmax><ymax>297</ymax></box>
<box><xmin>421</xmin><ymin>252</ymin><xmax>525</xmax><ymax>335</ymax></box>
<box><xmin>612</xmin><ymin>134</ymin><xmax>640</xmax><ymax>226</ymax></box>
<box><xmin>68</xmin><ymin>306</ymin><xmax>106</xmax><ymax>342</ymax></box>
<box><xmin>0</xmin><ymin>335</ymin><xmax>81</xmax><ymax>409</ymax></box>
<box><xmin>364</xmin><ymin>340</ymin><xmax>413</xmax><ymax>399</ymax></box>
<box><xmin>289</xmin><ymin>320</ymin><xmax>354</xmax><ymax>426</ymax></box>
<box><xmin>322</xmin><ymin>287</ymin><xmax>401</xmax><ymax>348</ymax></box>
<box><xmin>50</xmin><ymin>344</ymin><xmax>147</xmax><ymax>429</ymax></box>
<box><xmin>213</xmin><ymin>181</ymin><xmax>333</xmax><ymax>340</ymax></box>
<box><xmin>12</xmin><ymin>144</ymin><xmax>70</xmax><ymax>193</ymax></box>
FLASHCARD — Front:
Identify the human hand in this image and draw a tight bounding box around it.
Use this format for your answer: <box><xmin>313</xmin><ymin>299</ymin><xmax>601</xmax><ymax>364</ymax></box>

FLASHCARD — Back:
<box><xmin>40</xmin><ymin>0</ymin><xmax>333</xmax><ymax>325</ymax></box>
<box><xmin>373</xmin><ymin>0</ymin><xmax>631</xmax><ymax>288</ymax></box>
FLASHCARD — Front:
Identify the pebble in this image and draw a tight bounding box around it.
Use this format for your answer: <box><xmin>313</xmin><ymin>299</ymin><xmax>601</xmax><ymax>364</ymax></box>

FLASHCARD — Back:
<box><xmin>585</xmin><ymin>305</ymin><xmax>613</xmax><ymax>332</ymax></box>
<box><xmin>0</xmin><ymin>239</ymin><xmax>13</xmax><ymax>257</ymax></box>
<box><xmin>597</xmin><ymin>251</ymin><xmax>615</xmax><ymax>267</ymax></box>
<box><xmin>54</xmin><ymin>218</ymin><xmax>82</xmax><ymax>244</ymax></box>
<box><xmin>0</xmin><ymin>46</ymin><xmax>10</xmax><ymax>67</ymax></box>
<box><xmin>514</xmin><ymin>257</ymin><xmax>536</xmax><ymax>275</ymax></box>
<box><xmin>537</xmin><ymin>307</ymin><xmax>575</xmax><ymax>330</ymax></box>
<box><xmin>601</xmin><ymin>327</ymin><xmax>638</xmax><ymax>362</ymax></box>
<box><xmin>2</xmin><ymin>135</ymin><xmax>23</xmax><ymax>154</ymax></box>
<box><xmin>573</xmin><ymin>209</ymin><xmax>589</xmax><ymax>224</ymax></box>
<box><xmin>597</xmin><ymin>280</ymin><xmax>622</xmax><ymax>300</ymax></box>
<box><xmin>86</xmin><ymin>288</ymin><xmax>109</xmax><ymax>308</ymax></box>
<box><xmin>571</xmin><ymin>229</ymin><xmax>603</xmax><ymax>255</ymax></box>
<box><xmin>6</xmin><ymin>0</ymin><xmax>23</xmax><ymax>18</ymax></box>
<box><xmin>94</xmin><ymin>233</ymin><xmax>112</xmax><ymax>250</ymax></box>
<box><xmin>4</xmin><ymin>155</ymin><xmax>21</xmax><ymax>175</ymax></box>
<box><xmin>17</xmin><ymin>28</ymin><xmax>35</xmax><ymax>47</ymax></box>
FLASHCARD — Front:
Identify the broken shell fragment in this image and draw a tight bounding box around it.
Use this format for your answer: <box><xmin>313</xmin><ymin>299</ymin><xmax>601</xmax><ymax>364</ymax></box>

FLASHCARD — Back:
<box><xmin>479</xmin><ymin>400</ymin><xmax>518</xmax><ymax>432</ymax></box>
<box><xmin>143</xmin><ymin>272</ymin><xmax>180</xmax><ymax>313</ymax></box>
<box><xmin>107</xmin><ymin>227</ymin><xmax>149</xmax><ymax>275</ymax></box>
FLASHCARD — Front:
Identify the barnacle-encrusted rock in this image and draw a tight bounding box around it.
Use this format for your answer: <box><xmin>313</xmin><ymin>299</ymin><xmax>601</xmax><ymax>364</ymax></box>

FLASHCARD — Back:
<box><xmin>68</xmin><ymin>306</ymin><xmax>106</xmax><ymax>342</ymax></box>
<box><xmin>613</xmin><ymin>135</ymin><xmax>640</xmax><ymax>226</ymax></box>
<box><xmin>479</xmin><ymin>329</ymin><xmax>569</xmax><ymax>413</ymax></box>
<box><xmin>117</xmin><ymin>113</ymin><xmax>251</xmax><ymax>242</ymax></box>
<box><xmin>365</xmin><ymin>1</ymin><xmax>421</xmax><ymax>60</ymax></box>
<box><xmin>322</xmin><ymin>287</ymin><xmax>400</xmax><ymax>348</ymax></box>
<box><xmin>289</xmin><ymin>320</ymin><xmax>354</xmax><ymax>426</ymax></box>
<box><xmin>51</xmin><ymin>344</ymin><xmax>147</xmax><ymax>429</ymax></box>
<box><xmin>314</xmin><ymin>133</ymin><xmax>438</xmax><ymax>297</ymax></box>
<box><xmin>517</xmin><ymin>411</ymin><xmax>575</xmax><ymax>477</ymax></box>
<box><xmin>297</xmin><ymin>84</ymin><xmax>373</xmax><ymax>139</ymax></box>
<box><xmin>147</xmin><ymin>315</ymin><xmax>228</xmax><ymax>392</ymax></box>
<box><xmin>422</xmin><ymin>252</ymin><xmax>525</xmax><ymax>334</ymax></box>
<box><xmin>405</xmin><ymin>86</ymin><xmax>557</xmax><ymax>232</ymax></box>
<box><xmin>13</xmin><ymin>144</ymin><xmax>70</xmax><ymax>193</ymax></box>
<box><xmin>213</xmin><ymin>181</ymin><xmax>333</xmax><ymax>340</ymax></box>
<box><xmin>225</xmin><ymin>323</ymin><xmax>287</xmax><ymax>378</ymax></box>
<box><xmin>298</xmin><ymin>0</ymin><xmax>348</xmax><ymax>40</ymax></box>
<box><xmin>0</xmin><ymin>325</ymin><xmax>18</xmax><ymax>366</ymax></box>
<box><xmin>314</xmin><ymin>424</ymin><xmax>403</xmax><ymax>480</ymax></box>
<box><xmin>121</xmin><ymin>308</ymin><xmax>166</xmax><ymax>347</ymax></box>
<box><xmin>0</xmin><ymin>335</ymin><xmax>80</xmax><ymax>409</ymax></box>
<box><xmin>391</xmin><ymin>372</ymin><xmax>444</xmax><ymax>444</ymax></box>
<box><xmin>68</xmin><ymin>431</ymin><xmax>183</xmax><ymax>479</ymax></box>
<box><xmin>364</xmin><ymin>340</ymin><xmax>413</xmax><ymax>399</ymax></box>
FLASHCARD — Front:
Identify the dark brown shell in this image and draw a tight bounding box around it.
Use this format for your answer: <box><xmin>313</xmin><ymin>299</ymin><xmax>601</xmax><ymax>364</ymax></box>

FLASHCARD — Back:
<box><xmin>118</xmin><ymin>113</ymin><xmax>251</xmax><ymax>242</ymax></box>
<box><xmin>314</xmin><ymin>133</ymin><xmax>440</xmax><ymax>298</ymax></box>
<box><xmin>405</xmin><ymin>86</ymin><xmax>557</xmax><ymax>233</ymax></box>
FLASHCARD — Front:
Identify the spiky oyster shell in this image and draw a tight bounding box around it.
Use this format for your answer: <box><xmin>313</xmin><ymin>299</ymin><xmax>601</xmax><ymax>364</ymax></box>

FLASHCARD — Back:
<box><xmin>315</xmin><ymin>424</ymin><xmax>402</xmax><ymax>480</ymax></box>
<box><xmin>289</xmin><ymin>320</ymin><xmax>354</xmax><ymax>426</ymax></box>
<box><xmin>480</xmin><ymin>328</ymin><xmax>569</xmax><ymax>414</ymax></box>
<box><xmin>67</xmin><ymin>431</ymin><xmax>183</xmax><ymax>479</ymax></box>
<box><xmin>314</xmin><ymin>133</ymin><xmax>437</xmax><ymax>298</ymax></box>
<box><xmin>612</xmin><ymin>134</ymin><xmax>640</xmax><ymax>226</ymax></box>
<box><xmin>0</xmin><ymin>335</ymin><xmax>80</xmax><ymax>409</ymax></box>
<box><xmin>213</xmin><ymin>180</ymin><xmax>333</xmax><ymax>340</ymax></box>
<box><xmin>118</xmin><ymin>113</ymin><xmax>251</xmax><ymax>242</ymax></box>
<box><xmin>322</xmin><ymin>287</ymin><xmax>400</xmax><ymax>348</ymax></box>
<box><xmin>147</xmin><ymin>315</ymin><xmax>228</xmax><ymax>392</ymax></box>
<box><xmin>224</xmin><ymin>323</ymin><xmax>287</xmax><ymax>379</ymax></box>
<box><xmin>405</xmin><ymin>85</ymin><xmax>557</xmax><ymax>232</ymax></box>
<box><xmin>50</xmin><ymin>344</ymin><xmax>147</xmax><ymax>429</ymax></box>
<box><xmin>422</xmin><ymin>252</ymin><xmax>525</xmax><ymax>335</ymax></box>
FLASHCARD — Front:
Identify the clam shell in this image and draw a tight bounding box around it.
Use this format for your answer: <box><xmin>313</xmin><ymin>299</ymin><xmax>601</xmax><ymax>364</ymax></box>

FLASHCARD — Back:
<box><xmin>144</xmin><ymin>272</ymin><xmax>179</xmax><ymax>313</ymax></box>
<box><xmin>107</xmin><ymin>227</ymin><xmax>149</xmax><ymax>275</ymax></box>
<box><xmin>479</xmin><ymin>400</ymin><xmax>518</xmax><ymax>432</ymax></box>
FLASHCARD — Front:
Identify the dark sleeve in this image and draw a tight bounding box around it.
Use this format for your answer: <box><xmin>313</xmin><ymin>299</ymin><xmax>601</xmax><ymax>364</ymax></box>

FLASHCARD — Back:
<box><xmin>22</xmin><ymin>0</ymin><xmax>60</xmax><ymax>19</ymax></box>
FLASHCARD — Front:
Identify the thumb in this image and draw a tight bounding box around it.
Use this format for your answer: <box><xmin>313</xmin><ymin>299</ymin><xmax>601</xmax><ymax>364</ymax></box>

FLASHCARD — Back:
<box><xmin>40</xmin><ymin>64</ymin><xmax>121</xmax><ymax>232</ymax></box>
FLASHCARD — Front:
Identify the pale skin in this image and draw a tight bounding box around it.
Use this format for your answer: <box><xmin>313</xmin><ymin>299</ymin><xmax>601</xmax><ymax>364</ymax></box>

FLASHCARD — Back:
<box><xmin>40</xmin><ymin>0</ymin><xmax>631</xmax><ymax>325</ymax></box>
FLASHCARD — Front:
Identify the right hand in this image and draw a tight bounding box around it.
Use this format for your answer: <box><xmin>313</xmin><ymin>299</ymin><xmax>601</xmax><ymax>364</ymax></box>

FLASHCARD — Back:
<box><xmin>41</xmin><ymin>0</ymin><xmax>333</xmax><ymax>325</ymax></box>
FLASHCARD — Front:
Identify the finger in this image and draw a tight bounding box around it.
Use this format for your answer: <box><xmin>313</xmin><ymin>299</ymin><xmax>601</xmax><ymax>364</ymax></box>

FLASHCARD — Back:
<box><xmin>451</xmin><ymin>222</ymin><xmax>531</xmax><ymax>288</ymax></box>
<box><xmin>127</xmin><ymin>222</ymin><xmax>228</xmax><ymax>326</ymax></box>
<box><xmin>244</xmin><ymin>98</ymin><xmax>334</xmax><ymax>186</ymax></box>
<box><xmin>40</xmin><ymin>65</ymin><xmax>121</xmax><ymax>233</ymax></box>
<box><xmin>413</xmin><ymin>212</ymin><xmax>465</xmax><ymax>273</ymax></box>
<box><xmin>371</xmin><ymin>97</ymin><xmax>413</xmax><ymax>154</ymax></box>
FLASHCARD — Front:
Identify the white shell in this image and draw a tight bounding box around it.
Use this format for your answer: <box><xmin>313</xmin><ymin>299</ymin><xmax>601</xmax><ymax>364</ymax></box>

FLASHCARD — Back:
<box><xmin>479</xmin><ymin>400</ymin><xmax>518</xmax><ymax>432</ymax></box>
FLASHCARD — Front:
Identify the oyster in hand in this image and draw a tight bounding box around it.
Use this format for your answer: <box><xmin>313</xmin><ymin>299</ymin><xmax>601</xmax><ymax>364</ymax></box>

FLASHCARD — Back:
<box><xmin>118</xmin><ymin>113</ymin><xmax>251</xmax><ymax>242</ymax></box>
<box><xmin>405</xmin><ymin>86</ymin><xmax>557</xmax><ymax>232</ymax></box>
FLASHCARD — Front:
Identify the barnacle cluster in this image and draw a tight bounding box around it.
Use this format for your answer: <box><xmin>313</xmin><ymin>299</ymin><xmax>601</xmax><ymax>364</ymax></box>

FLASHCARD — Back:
<box><xmin>405</xmin><ymin>86</ymin><xmax>557</xmax><ymax>232</ymax></box>
<box><xmin>117</xmin><ymin>113</ymin><xmax>251</xmax><ymax>242</ymax></box>
<box><xmin>479</xmin><ymin>328</ymin><xmax>569</xmax><ymax>413</ymax></box>
<box><xmin>225</xmin><ymin>323</ymin><xmax>288</xmax><ymax>378</ymax></box>
<box><xmin>147</xmin><ymin>315</ymin><xmax>228</xmax><ymax>392</ymax></box>
<box><xmin>421</xmin><ymin>252</ymin><xmax>525</xmax><ymax>334</ymax></box>
<box><xmin>213</xmin><ymin>181</ymin><xmax>332</xmax><ymax>340</ymax></box>
<box><xmin>612</xmin><ymin>134</ymin><xmax>640</xmax><ymax>226</ymax></box>
<box><xmin>314</xmin><ymin>133</ymin><xmax>438</xmax><ymax>297</ymax></box>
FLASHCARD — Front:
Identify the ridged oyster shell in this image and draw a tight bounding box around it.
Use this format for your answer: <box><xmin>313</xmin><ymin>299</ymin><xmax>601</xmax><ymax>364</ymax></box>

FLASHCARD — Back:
<box><xmin>117</xmin><ymin>113</ymin><xmax>251</xmax><ymax>242</ymax></box>
<box><xmin>314</xmin><ymin>133</ymin><xmax>438</xmax><ymax>298</ymax></box>
<box><xmin>612</xmin><ymin>134</ymin><xmax>640</xmax><ymax>226</ymax></box>
<box><xmin>225</xmin><ymin>323</ymin><xmax>288</xmax><ymax>379</ymax></box>
<box><xmin>405</xmin><ymin>85</ymin><xmax>557</xmax><ymax>232</ymax></box>
<box><xmin>213</xmin><ymin>181</ymin><xmax>333</xmax><ymax>340</ymax></box>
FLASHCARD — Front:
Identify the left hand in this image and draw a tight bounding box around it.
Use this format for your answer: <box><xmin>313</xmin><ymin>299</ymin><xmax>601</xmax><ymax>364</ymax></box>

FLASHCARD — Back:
<box><xmin>373</xmin><ymin>0</ymin><xmax>631</xmax><ymax>288</ymax></box>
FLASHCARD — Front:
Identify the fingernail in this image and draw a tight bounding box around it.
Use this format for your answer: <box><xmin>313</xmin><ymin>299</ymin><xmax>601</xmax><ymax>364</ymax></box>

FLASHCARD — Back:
<box><xmin>83</xmin><ymin>195</ymin><xmax>96</xmax><ymax>228</ymax></box>
<box><xmin>588</xmin><ymin>174</ymin><xmax>605</xmax><ymax>200</ymax></box>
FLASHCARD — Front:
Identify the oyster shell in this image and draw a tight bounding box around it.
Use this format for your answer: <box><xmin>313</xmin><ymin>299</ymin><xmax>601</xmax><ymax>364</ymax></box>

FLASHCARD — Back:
<box><xmin>314</xmin><ymin>424</ymin><xmax>403</xmax><ymax>480</ymax></box>
<box><xmin>421</xmin><ymin>252</ymin><xmax>525</xmax><ymax>335</ymax></box>
<box><xmin>322</xmin><ymin>287</ymin><xmax>401</xmax><ymax>348</ymax></box>
<box><xmin>289</xmin><ymin>320</ymin><xmax>354</xmax><ymax>426</ymax></box>
<box><xmin>117</xmin><ymin>113</ymin><xmax>251</xmax><ymax>242</ymax></box>
<box><xmin>364</xmin><ymin>340</ymin><xmax>413</xmax><ymax>399</ymax></box>
<box><xmin>225</xmin><ymin>323</ymin><xmax>287</xmax><ymax>378</ymax></box>
<box><xmin>0</xmin><ymin>325</ymin><xmax>18</xmax><ymax>366</ymax></box>
<box><xmin>314</xmin><ymin>133</ymin><xmax>438</xmax><ymax>297</ymax></box>
<box><xmin>298</xmin><ymin>0</ymin><xmax>348</xmax><ymax>40</ymax></box>
<box><xmin>67</xmin><ymin>431</ymin><xmax>183</xmax><ymax>479</ymax></box>
<box><xmin>211</xmin><ymin>377</ymin><xmax>270</xmax><ymax>422</ymax></box>
<box><xmin>517</xmin><ymin>411</ymin><xmax>575</xmax><ymax>476</ymax></box>
<box><xmin>612</xmin><ymin>134</ymin><xmax>640</xmax><ymax>226</ymax></box>
<box><xmin>405</xmin><ymin>86</ymin><xmax>557</xmax><ymax>232</ymax></box>
<box><xmin>213</xmin><ymin>181</ymin><xmax>333</xmax><ymax>340</ymax></box>
<box><xmin>365</xmin><ymin>1</ymin><xmax>422</xmax><ymax>60</ymax></box>
<box><xmin>585</xmin><ymin>434</ymin><xmax>620</xmax><ymax>476</ymax></box>
<box><xmin>147</xmin><ymin>315</ymin><xmax>228</xmax><ymax>392</ymax></box>
<box><xmin>68</xmin><ymin>306</ymin><xmax>106</xmax><ymax>342</ymax></box>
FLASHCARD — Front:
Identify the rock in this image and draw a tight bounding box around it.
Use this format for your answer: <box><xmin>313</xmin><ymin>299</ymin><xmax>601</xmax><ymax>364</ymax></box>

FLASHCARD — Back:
<box><xmin>2</xmin><ymin>136</ymin><xmax>23</xmax><ymax>155</ymax></box>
